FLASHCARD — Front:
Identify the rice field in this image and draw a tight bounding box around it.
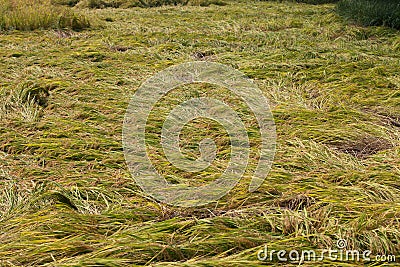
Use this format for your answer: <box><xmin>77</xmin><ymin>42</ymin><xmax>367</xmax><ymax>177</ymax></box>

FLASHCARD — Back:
<box><xmin>0</xmin><ymin>0</ymin><xmax>399</xmax><ymax>266</ymax></box>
